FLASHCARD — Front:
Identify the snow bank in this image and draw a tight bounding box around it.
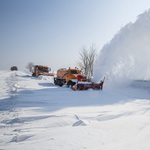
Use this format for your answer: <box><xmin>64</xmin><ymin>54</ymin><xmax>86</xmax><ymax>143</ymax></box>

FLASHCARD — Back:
<box><xmin>130</xmin><ymin>80</ymin><xmax>150</xmax><ymax>92</ymax></box>
<box><xmin>37</xmin><ymin>75</ymin><xmax>54</xmax><ymax>83</ymax></box>
<box><xmin>94</xmin><ymin>8</ymin><xmax>150</xmax><ymax>84</ymax></box>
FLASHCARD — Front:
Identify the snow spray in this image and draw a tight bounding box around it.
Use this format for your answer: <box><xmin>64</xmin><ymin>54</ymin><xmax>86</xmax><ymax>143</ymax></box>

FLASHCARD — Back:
<box><xmin>94</xmin><ymin>8</ymin><xmax>150</xmax><ymax>84</ymax></box>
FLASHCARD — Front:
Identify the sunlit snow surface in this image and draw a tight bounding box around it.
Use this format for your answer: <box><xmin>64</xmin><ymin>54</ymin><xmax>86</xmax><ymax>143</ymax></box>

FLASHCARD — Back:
<box><xmin>0</xmin><ymin>70</ymin><xmax>150</xmax><ymax>150</ymax></box>
<box><xmin>94</xmin><ymin>9</ymin><xmax>150</xmax><ymax>83</ymax></box>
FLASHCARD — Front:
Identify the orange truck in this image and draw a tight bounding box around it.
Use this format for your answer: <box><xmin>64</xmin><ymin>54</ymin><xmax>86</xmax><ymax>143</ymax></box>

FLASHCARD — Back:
<box><xmin>54</xmin><ymin>67</ymin><xmax>105</xmax><ymax>90</ymax></box>
<box><xmin>32</xmin><ymin>65</ymin><xmax>54</xmax><ymax>77</ymax></box>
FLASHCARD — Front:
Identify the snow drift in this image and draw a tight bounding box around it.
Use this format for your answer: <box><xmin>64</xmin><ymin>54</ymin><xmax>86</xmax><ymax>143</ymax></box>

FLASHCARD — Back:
<box><xmin>94</xmin><ymin>8</ymin><xmax>150</xmax><ymax>83</ymax></box>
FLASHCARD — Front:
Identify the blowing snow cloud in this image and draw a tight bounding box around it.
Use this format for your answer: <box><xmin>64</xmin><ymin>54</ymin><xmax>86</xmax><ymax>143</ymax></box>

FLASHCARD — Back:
<box><xmin>94</xmin><ymin>9</ymin><xmax>150</xmax><ymax>83</ymax></box>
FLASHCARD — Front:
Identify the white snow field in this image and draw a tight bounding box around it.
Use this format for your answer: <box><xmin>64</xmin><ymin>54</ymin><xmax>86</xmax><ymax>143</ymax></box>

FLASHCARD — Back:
<box><xmin>0</xmin><ymin>70</ymin><xmax>150</xmax><ymax>150</ymax></box>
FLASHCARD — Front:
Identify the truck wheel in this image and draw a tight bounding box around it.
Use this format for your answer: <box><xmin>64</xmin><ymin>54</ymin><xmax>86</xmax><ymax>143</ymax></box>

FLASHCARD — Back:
<box><xmin>67</xmin><ymin>80</ymin><xmax>71</xmax><ymax>87</ymax></box>
<box><xmin>54</xmin><ymin>80</ymin><xmax>57</xmax><ymax>85</ymax></box>
<box><xmin>67</xmin><ymin>80</ymin><xmax>75</xmax><ymax>88</ymax></box>
<box><xmin>54</xmin><ymin>78</ymin><xmax>57</xmax><ymax>85</ymax></box>
<box><xmin>57</xmin><ymin>80</ymin><xmax>64</xmax><ymax>87</ymax></box>
<box><xmin>32</xmin><ymin>73</ymin><xmax>36</xmax><ymax>77</ymax></box>
<box><xmin>57</xmin><ymin>80</ymin><xmax>60</xmax><ymax>86</ymax></box>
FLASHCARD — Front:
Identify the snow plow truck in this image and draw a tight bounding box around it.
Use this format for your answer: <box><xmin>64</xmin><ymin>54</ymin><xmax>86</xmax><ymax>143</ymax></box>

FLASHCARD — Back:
<box><xmin>32</xmin><ymin>65</ymin><xmax>54</xmax><ymax>77</ymax></box>
<box><xmin>54</xmin><ymin>67</ymin><xmax>105</xmax><ymax>91</ymax></box>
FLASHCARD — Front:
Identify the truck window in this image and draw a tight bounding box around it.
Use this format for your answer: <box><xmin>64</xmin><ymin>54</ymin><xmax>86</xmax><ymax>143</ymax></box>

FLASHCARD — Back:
<box><xmin>77</xmin><ymin>71</ymin><xmax>82</xmax><ymax>74</ymax></box>
<box><xmin>67</xmin><ymin>71</ymin><xmax>70</xmax><ymax>74</ymax></box>
<box><xmin>38</xmin><ymin>67</ymin><xmax>49</xmax><ymax>72</ymax></box>
<box><xmin>71</xmin><ymin>70</ymin><xmax>78</xmax><ymax>74</ymax></box>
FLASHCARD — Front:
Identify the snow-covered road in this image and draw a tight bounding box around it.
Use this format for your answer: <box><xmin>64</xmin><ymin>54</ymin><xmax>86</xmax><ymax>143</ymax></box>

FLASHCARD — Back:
<box><xmin>0</xmin><ymin>71</ymin><xmax>150</xmax><ymax>150</ymax></box>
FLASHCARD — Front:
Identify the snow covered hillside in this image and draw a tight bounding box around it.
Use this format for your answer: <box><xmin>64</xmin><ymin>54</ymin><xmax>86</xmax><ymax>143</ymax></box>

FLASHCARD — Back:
<box><xmin>0</xmin><ymin>70</ymin><xmax>150</xmax><ymax>150</ymax></box>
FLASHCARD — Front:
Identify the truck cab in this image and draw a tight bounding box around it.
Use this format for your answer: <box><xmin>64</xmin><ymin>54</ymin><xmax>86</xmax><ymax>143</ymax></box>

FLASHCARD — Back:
<box><xmin>54</xmin><ymin>68</ymin><xmax>87</xmax><ymax>87</ymax></box>
<box><xmin>32</xmin><ymin>65</ymin><xmax>51</xmax><ymax>77</ymax></box>
<box><xmin>63</xmin><ymin>69</ymin><xmax>84</xmax><ymax>82</ymax></box>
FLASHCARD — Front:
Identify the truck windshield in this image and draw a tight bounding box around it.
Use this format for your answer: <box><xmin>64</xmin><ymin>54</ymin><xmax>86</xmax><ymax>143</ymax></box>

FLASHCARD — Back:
<box><xmin>38</xmin><ymin>67</ymin><xmax>49</xmax><ymax>72</ymax></box>
<box><xmin>71</xmin><ymin>70</ymin><xmax>78</xmax><ymax>74</ymax></box>
<box><xmin>71</xmin><ymin>70</ymin><xmax>82</xmax><ymax>74</ymax></box>
<box><xmin>78</xmin><ymin>71</ymin><xmax>82</xmax><ymax>74</ymax></box>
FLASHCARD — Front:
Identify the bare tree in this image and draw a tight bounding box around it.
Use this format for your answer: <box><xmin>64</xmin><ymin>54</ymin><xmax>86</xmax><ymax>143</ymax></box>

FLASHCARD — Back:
<box><xmin>77</xmin><ymin>45</ymin><xmax>97</xmax><ymax>77</ymax></box>
<box><xmin>26</xmin><ymin>62</ymin><xmax>34</xmax><ymax>72</ymax></box>
<box><xmin>88</xmin><ymin>45</ymin><xmax>97</xmax><ymax>76</ymax></box>
<box><xmin>77</xmin><ymin>47</ymin><xmax>89</xmax><ymax>75</ymax></box>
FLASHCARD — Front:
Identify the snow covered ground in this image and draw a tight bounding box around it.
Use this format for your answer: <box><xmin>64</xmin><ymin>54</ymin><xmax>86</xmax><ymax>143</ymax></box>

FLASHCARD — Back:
<box><xmin>0</xmin><ymin>70</ymin><xmax>150</xmax><ymax>150</ymax></box>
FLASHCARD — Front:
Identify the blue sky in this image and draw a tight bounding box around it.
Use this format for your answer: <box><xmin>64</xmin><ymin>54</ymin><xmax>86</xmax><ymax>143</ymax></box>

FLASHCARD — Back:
<box><xmin>0</xmin><ymin>0</ymin><xmax>150</xmax><ymax>71</ymax></box>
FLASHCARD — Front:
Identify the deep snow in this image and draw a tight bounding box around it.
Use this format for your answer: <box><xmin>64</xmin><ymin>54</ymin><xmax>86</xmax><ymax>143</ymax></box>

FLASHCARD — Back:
<box><xmin>0</xmin><ymin>70</ymin><xmax>150</xmax><ymax>150</ymax></box>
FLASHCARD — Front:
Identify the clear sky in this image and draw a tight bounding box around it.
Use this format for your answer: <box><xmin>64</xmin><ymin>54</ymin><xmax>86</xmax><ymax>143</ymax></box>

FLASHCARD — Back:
<box><xmin>0</xmin><ymin>0</ymin><xmax>150</xmax><ymax>71</ymax></box>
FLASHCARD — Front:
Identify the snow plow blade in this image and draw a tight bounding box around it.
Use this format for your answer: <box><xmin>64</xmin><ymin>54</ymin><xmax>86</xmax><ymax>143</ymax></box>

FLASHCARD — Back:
<box><xmin>72</xmin><ymin>77</ymin><xmax>105</xmax><ymax>91</ymax></box>
<box><xmin>39</xmin><ymin>73</ymin><xmax>55</xmax><ymax>77</ymax></box>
